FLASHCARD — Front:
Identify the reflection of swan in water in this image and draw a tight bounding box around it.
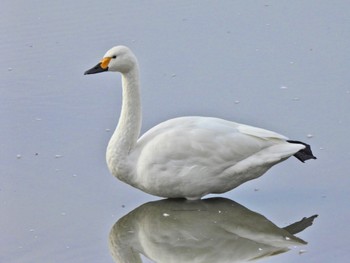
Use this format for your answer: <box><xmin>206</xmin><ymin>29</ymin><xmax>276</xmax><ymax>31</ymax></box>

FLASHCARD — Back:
<box><xmin>109</xmin><ymin>198</ymin><xmax>317</xmax><ymax>263</ymax></box>
<box><xmin>85</xmin><ymin>46</ymin><xmax>316</xmax><ymax>200</ymax></box>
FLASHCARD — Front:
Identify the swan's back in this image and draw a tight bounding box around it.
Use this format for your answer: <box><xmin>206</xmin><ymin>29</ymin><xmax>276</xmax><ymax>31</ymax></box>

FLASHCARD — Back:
<box><xmin>138</xmin><ymin>116</ymin><xmax>287</xmax><ymax>146</ymax></box>
<box><xmin>136</xmin><ymin>116</ymin><xmax>289</xmax><ymax>160</ymax></box>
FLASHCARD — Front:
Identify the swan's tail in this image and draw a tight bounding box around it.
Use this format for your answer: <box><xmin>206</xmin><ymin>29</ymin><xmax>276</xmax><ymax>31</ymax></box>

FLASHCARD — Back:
<box><xmin>283</xmin><ymin>214</ymin><xmax>318</xmax><ymax>235</ymax></box>
<box><xmin>287</xmin><ymin>140</ymin><xmax>317</xmax><ymax>163</ymax></box>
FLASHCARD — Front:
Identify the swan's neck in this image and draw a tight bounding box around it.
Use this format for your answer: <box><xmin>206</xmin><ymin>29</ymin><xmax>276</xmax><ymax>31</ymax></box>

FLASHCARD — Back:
<box><xmin>107</xmin><ymin>66</ymin><xmax>141</xmax><ymax>180</ymax></box>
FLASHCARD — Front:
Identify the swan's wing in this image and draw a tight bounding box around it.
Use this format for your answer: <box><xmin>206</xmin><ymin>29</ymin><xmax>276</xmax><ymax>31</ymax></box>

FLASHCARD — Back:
<box><xmin>135</xmin><ymin>116</ymin><xmax>293</xmax><ymax>167</ymax></box>
<box><xmin>139</xmin><ymin>116</ymin><xmax>288</xmax><ymax>142</ymax></box>
<box><xmin>237</xmin><ymin>124</ymin><xmax>288</xmax><ymax>140</ymax></box>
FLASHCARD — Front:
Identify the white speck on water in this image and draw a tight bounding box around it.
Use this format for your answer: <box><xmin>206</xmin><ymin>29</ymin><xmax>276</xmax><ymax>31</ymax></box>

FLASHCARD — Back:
<box><xmin>29</xmin><ymin>229</ymin><xmax>35</xmax><ymax>232</ymax></box>
<box><xmin>306</xmin><ymin>134</ymin><xmax>314</xmax><ymax>138</ymax></box>
<box><xmin>35</xmin><ymin>118</ymin><xmax>42</xmax><ymax>121</ymax></box>
<box><xmin>61</xmin><ymin>212</ymin><xmax>66</xmax><ymax>216</ymax></box>
<box><xmin>292</xmin><ymin>97</ymin><xmax>300</xmax><ymax>101</ymax></box>
<box><xmin>299</xmin><ymin>249</ymin><xmax>307</xmax><ymax>255</ymax></box>
<box><xmin>8</xmin><ymin>67</ymin><xmax>13</xmax><ymax>71</ymax></box>
<box><xmin>218</xmin><ymin>210</ymin><xmax>222</xmax><ymax>214</ymax></box>
<box><xmin>16</xmin><ymin>154</ymin><xmax>22</xmax><ymax>159</ymax></box>
<box><xmin>55</xmin><ymin>155</ymin><xmax>63</xmax><ymax>158</ymax></box>
<box><xmin>280</xmin><ymin>86</ymin><xmax>288</xmax><ymax>90</ymax></box>
<box><xmin>72</xmin><ymin>174</ymin><xmax>77</xmax><ymax>177</ymax></box>
<box><xmin>105</xmin><ymin>128</ymin><xmax>111</xmax><ymax>132</ymax></box>
<box><xmin>319</xmin><ymin>147</ymin><xmax>324</xmax><ymax>150</ymax></box>
<box><xmin>234</xmin><ymin>100</ymin><xmax>240</xmax><ymax>104</ymax></box>
<box><xmin>258</xmin><ymin>248</ymin><xmax>263</xmax><ymax>251</ymax></box>
<box><xmin>163</xmin><ymin>213</ymin><xmax>170</xmax><ymax>217</ymax></box>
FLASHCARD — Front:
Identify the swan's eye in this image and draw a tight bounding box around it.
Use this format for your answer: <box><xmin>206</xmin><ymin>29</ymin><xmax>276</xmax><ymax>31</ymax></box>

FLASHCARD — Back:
<box><xmin>112</xmin><ymin>55</ymin><xmax>117</xmax><ymax>59</ymax></box>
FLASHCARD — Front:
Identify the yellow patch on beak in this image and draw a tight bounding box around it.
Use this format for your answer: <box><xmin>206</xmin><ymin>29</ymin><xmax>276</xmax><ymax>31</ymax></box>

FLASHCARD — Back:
<box><xmin>100</xmin><ymin>57</ymin><xmax>112</xmax><ymax>69</ymax></box>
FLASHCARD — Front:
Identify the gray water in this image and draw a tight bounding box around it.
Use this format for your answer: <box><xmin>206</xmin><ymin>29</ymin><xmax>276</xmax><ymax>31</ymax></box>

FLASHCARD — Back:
<box><xmin>1</xmin><ymin>1</ymin><xmax>349</xmax><ymax>262</ymax></box>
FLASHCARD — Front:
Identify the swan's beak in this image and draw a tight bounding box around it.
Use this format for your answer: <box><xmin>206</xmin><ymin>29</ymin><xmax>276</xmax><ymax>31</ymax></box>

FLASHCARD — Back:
<box><xmin>84</xmin><ymin>57</ymin><xmax>112</xmax><ymax>75</ymax></box>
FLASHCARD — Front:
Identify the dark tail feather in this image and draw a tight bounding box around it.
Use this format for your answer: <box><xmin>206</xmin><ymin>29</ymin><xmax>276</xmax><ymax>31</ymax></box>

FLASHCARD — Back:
<box><xmin>287</xmin><ymin>140</ymin><xmax>317</xmax><ymax>163</ymax></box>
<box><xmin>283</xmin><ymin>214</ymin><xmax>318</xmax><ymax>235</ymax></box>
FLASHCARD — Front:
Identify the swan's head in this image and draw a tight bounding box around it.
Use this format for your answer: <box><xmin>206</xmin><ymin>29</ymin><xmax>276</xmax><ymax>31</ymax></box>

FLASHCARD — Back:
<box><xmin>84</xmin><ymin>46</ymin><xmax>137</xmax><ymax>75</ymax></box>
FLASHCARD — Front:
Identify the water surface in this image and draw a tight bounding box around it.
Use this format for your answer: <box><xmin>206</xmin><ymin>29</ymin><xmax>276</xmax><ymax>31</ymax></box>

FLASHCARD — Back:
<box><xmin>1</xmin><ymin>1</ymin><xmax>349</xmax><ymax>262</ymax></box>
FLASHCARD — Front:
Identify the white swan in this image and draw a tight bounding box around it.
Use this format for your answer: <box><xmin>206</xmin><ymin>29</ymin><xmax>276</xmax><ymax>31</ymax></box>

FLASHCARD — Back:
<box><xmin>84</xmin><ymin>45</ymin><xmax>316</xmax><ymax>200</ymax></box>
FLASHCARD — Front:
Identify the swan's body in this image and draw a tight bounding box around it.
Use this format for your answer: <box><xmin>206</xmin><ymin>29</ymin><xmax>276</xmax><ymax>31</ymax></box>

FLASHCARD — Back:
<box><xmin>85</xmin><ymin>46</ymin><xmax>316</xmax><ymax>200</ymax></box>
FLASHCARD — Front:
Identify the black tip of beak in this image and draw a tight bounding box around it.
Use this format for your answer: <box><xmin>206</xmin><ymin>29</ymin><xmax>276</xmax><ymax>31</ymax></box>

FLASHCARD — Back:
<box><xmin>84</xmin><ymin>63</ymin><xmax>108</xmax><ymax>75</ymax></box>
